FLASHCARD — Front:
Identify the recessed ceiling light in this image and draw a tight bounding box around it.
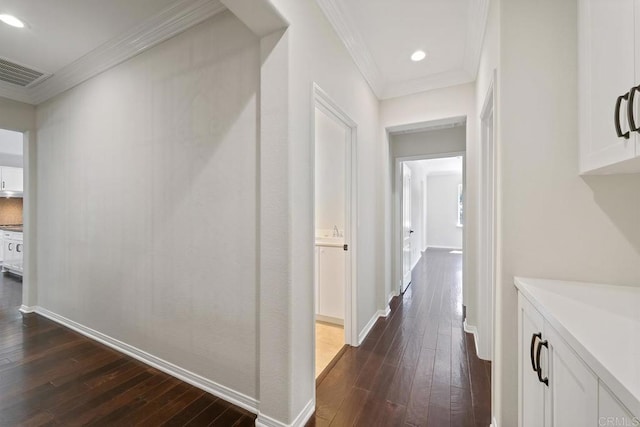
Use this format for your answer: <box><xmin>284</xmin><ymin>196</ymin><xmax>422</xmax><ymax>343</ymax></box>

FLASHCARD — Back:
<box><xmin>411</xmin><ymin>50</ymin><xmax>426</xmax><ymax>62</ymax></box>
<box><xmin>0</xmin><ymin>14</ymin><xmax>25</xmax><ymax>28</ymax></box>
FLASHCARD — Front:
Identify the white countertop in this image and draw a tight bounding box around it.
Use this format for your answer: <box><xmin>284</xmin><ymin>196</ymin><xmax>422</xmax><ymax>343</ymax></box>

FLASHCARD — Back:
<box><xmin>315</xmin><ymin>237</ymin><xmax>344</xmax><ymax>248</ymax></box>
<box><xmin>515</xmin><ymin>277</ymin><xmax>640</xmax><ymax>417</ymax></box>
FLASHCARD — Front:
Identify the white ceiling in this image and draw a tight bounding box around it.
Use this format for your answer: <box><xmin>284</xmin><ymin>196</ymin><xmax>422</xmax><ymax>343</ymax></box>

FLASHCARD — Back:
<box><xmin>0</xmin><ymin>0</ymin><xmax>178</xmax><ymax>75</ymax></box>
<box><xmin>408</xmin><ymin>157</ymin><xmax>463</xmax><ymax>176</ymax></box>
<box><xmin>0</xmin><ymin>0</ymin><xmax>225</xmax><ymax>105</ymax></box>
<box><xmin>316</xmin><ymin>0</ymin><xmax>489</xmax><ymax>99</ymax></box>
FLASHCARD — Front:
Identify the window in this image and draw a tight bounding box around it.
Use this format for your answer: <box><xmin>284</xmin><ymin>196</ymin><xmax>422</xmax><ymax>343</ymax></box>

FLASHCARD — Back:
<box><xmin>457</xmin><ymin>183</ymin><xmax>463</xmax><ymax>227</ymax></box>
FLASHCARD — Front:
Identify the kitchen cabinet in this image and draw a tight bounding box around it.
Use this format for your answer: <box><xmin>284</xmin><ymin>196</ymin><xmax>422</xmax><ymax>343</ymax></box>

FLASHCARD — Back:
<box><xmin>315</xmin><ymin>244</ymin><xmax>345</xmax><ymax>325</ymax></box>
<box><xmin>578</xmin><ymin>0</ymin><xmax>640</xmax><ymax>173</ymax></box>
<box><xmin>0</xmin><ymin>167</ymin><xmax>23</xmax><ymax>193</ymax></box>
<box><xmin>519</xmin><ymin>293</ymin><xmax>599</xmax><ymax>426</ymax></box>
<box><xmin>516</xmin><ymin>278</ymin><xmax>640</xmax><ymax>426</ymax></box>
<box><xmin>3</xmin><ymin>231</ymin><xmax>23</xmax><ymax>276</ymax></box>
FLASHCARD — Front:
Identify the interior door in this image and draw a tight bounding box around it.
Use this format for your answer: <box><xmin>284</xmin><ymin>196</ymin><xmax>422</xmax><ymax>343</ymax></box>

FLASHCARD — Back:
<box><xmin>402</xmin><ymin>164</ymin><xmax>412</xmax><ymax>293</ymax></box>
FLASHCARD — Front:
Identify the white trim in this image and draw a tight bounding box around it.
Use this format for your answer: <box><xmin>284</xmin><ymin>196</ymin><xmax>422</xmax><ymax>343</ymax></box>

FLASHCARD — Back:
<box><xmin>1</xmin><ymin>0</ymin><xmax>227</xmax><ymax>105</ymax></box>
<box><xmin>315</xmin><ymin>314</ymin><xmax>344</xmax><ymax>326</ymax></box>
<box><xmin>31</xmin><ymin>306</ymin><xmax>258</xmax><ymax>413</ymax></box>
<box><xmin>477</xmin><ymin>69</ymin><xmax>497</xmax><ymax>362</ymax></box>
<box><xmin>19</xmin><ymin>305</ymin><xmax>35</xmax><ymax>314</ymax></box>
<box><xmin>463</xmin><ymin>319</ymin><xmax>481</xmax><ymax>359</ymax></box>
<box><xmin>490</xmin><ymin>417</ymin><xmax>498</xmax><ymax>427</ymax></box>
<box><xmin>357</xmin><ymin>307</ymin><xmax>390</xmax><ymax>346</ymax></box>
<box><xmin>463</xmin><ymin>0</ymin><xmax>491</xmax><ymax>79</ymax></box>
<box><xmin>314</xmin><ymin>0</ymin><xmax>384</xmax><ymax>98</ymax></box>
<box><xmin>256</xmin><ymin>399</ymin><xmax>314</xmax><ymax>427</ymax></box>
<box><xmin>387</xmin><ymin>291</ymin><xmax>397</xmax><ymax>305</ymax></box>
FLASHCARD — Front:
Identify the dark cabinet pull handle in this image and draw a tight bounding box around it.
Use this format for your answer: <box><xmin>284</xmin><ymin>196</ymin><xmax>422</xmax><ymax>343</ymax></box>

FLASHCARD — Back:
<box><xmin>615</xmin><ymin>93</ymin><xmax>631</xmax><ymax>139</ymax></box>
<box><xmin>16</xmin><ymin>244</ymin><xmax>21</xmax><ymax>253</ymax></box>
<box><xmin>628</xmin><ymin>85</ymin><xmax>640</xmax><ymax>133</ymax></box>
<box><xmin>530</xmin><ymin>332</ymin><xmax>541</xmax><ymax>372</ymax></box>
<box><xmin>7</xmin><ymin>243</ymin><xmax>12</xmax><ymax>251</ymax></box>
<box><xmin>536</xmin><ymin>339</ymin><xmax>549</xmax><ymax>386</ymax></box>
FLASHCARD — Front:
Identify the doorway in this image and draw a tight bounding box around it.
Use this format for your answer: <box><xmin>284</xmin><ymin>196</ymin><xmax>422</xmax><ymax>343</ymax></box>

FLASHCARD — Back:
<box><xmin>0</xmin><ymin>128</ymin><xmax>25</xmax><ymax>312</ymax></box>
<box><xmin>399</xmin><ymin>155</ymin><xmax>465</xmax><ymax>294</ymax></box>
<box><xmin>312</xmin><ymin>84</ymin><xmax>357</xmax><ymax>379</ymax></box>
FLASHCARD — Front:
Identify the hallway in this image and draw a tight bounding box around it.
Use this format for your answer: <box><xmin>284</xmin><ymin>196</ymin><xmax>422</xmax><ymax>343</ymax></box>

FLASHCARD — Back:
<box><xmin>309</xmin><ymin>249</ymin><xmax>491</xmax><ymax>427</ymax></box>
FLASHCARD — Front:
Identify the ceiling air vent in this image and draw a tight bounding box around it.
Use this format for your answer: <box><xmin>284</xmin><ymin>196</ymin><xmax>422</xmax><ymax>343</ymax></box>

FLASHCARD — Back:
<box><xmin>0</xmin><ymin>57</ymin><xmax>46</xmax><ymax>87</ymax></box>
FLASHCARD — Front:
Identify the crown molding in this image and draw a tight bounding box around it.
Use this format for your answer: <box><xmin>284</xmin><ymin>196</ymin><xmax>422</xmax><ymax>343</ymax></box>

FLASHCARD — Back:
<box><xmin>316</xmin><ymin>0</ymin><xmax>489</xmax><ymax>100</ymax></box>
<box><xmin>0</xmin><ymin>0</ymin><xmax>226</xmax><ymax>106</ymax></box>
<box><xmin>315</xmin><ymin>0</ymin><xmax>385</xmax><ymax>98</ymax></box>
<box><xmin>463</xmin><ymin>0</ymin><xmax>491</xmax><ymax>79</ymax></box>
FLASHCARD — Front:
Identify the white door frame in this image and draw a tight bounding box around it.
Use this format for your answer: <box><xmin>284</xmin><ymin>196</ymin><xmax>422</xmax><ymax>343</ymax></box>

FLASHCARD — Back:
<box><xmin>312</xmin><ymin>83</ymin><xmax>358</xmax><ymax>347</ymax></box>
<box><xmin>478</xmin><ymin>70</ymin><xmax>497</xmax><ymax>361</ymax></box>
<box><xmin>393</xmin><ymin>151</ymin><xmax>465</xmax><ymax>296</ymax></box>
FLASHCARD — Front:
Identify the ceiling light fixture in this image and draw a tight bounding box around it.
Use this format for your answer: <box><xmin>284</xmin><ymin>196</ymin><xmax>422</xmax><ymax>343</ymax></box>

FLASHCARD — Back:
<box><xmin>411</xmin><ymin>50</ymin><xmax>426</xmax><ymax>62</ymax></box>
<box><xmin>0</xmin><ymin>14</ymin><xmax>25</xmax><ymax>28</ymax></box>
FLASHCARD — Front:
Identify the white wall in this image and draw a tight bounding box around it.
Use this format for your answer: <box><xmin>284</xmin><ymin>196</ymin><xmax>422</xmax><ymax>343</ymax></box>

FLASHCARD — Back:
<box><xmin>391</xmin><ymin>126</ymin><xmax>466</xmax><ymax>159</ymax></box>
<box><xmin>427</xmin><ymin>173</ymin><xmax>463</xmax><ymax>249</ymax></box>
<box><xmin>495</xmin><ymin>1</ymin><xmax>640</xmax><ymax>426</ymax></box>
<box><xmin>0</xmin><ymin>97</ymin><xmax>35</xmax><ymax>132</ymax></box>
<box><xmin>36</xmin><ymin>10</ymin><xmax>260</xmax><ymax>401</ymax></box>
<box><xmin>0</xmin><ymin>128</ymin><xmax>23</xmax><ymax>167</ymax></box>
<box><xmin>315</xmin><ymin>107</ymin><xmax>345</xmax><ymax>235</ymax></box>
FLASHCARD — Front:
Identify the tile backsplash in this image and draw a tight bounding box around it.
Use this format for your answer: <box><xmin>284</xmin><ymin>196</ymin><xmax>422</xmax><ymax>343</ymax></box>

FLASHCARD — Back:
<box><xmin>0</xmin><ymin>198</ymin><xmax>22</xmax><ymax>225</ymax></box>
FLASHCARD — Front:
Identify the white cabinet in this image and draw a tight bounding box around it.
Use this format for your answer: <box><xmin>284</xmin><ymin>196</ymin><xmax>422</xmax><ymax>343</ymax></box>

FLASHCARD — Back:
<box><xmin>315</xmin><ymin>245</ymin><xmax>345</xmax><ymax>324</ymax></box>
<box><xmin>518</xmin><ymin>295</ymin><xmax>546</xmax><ymax>427</ymax></box>
<box><xmin>3</xmin><ymin>231</ymin><xmax>23</xmax><ymax>276</ymax></box>
<box><xmin>519</xmin><ymin>293</ymin><xmax>600</xmax><ymax>426</ymax></box>
<box><xmin>0</xmin><ymin>167</ymin><xmax>22</xmax><ymax>193</ymax></box>
<box><xmin>579</xmin><ymin>0</ymin><xmax>640</xmax><ymax>173</ymax></box>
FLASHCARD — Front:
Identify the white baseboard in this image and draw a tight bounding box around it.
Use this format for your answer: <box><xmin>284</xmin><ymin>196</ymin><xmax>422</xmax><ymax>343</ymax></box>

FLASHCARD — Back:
<box><xmin>19</xmin><ymin>305</ymin><xmax>36</xmax><ymax>314</ymax></box>
<box><xmin>387</xmin><ymin>291</ymin><xmax>397</xmax><ymax>304</ymax></box>
<box><xmin>357</xmin><ymin>305</ymin><xmax>390</xmax><ymax>346</ymax></box>
<box><xmin>315</xmin><ymin>314</ymin><xmax>343</xmax><ymax>326</ymax></box>
<box><xmin>32</xmin><ymin>306</ymin><xmax>258</xmax><ymax>414</ymax></box>
<box><xmin>490</xmin><ymin>416</ymin><xmax>498</xmax><ymax>427</ymax></box>
<box><xmin>256</xmin><ymin>399</ymin><xmax>314</xmax><ymax>427</ymax></box>
<box><xmin>427</xmin><ymin>245</ymin><xmax>463</xmax><ymax>250</ymax></box>
<box><xmin>463</xmin><ymin>319</ymin><xmax>480</xmax><ymax>358</ymax></box>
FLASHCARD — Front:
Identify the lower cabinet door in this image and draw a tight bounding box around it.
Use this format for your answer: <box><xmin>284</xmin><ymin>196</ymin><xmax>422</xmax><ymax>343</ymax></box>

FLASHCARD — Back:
<box><xmin>317</xmin><ymin>246</ymin><xmax>345</xmax><ymax>323</ymax></box>
<box><xmin>545</xmin><ymin>325</ymin><xmax>598</xmax><ymax>426</ymax></box>
<box><xmin>519</xmin><ymin>294</ymin><xmax>546</xmax><ymax>427</ymax></box>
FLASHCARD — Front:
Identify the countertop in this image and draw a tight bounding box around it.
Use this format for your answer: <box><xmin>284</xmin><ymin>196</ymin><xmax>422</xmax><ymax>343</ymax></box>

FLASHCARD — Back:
<box><xmin>0</xmin><ymin>225</ymin><xmax>22</xmax><ymax>233</ymax></box>
<box><xmin>315</xmin><ymin>237</ymin><xmax>344</xmax><ymax>248</ymax></box>
<box><xmin>514</xmin><ymin>277</ymin><xmax>640</xmax><ymax>417</ymax></box>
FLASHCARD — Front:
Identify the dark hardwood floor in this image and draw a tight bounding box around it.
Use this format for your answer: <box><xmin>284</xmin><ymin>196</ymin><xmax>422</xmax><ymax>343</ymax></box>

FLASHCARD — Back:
<box><xmin>309</xmin><ymin>248</ymin><xmax>492</xmax><ymax>427</ymax></box>
<box><xmin>0</xmin><ymin>273</ymin><xmax>255</xmax><ymax>426</ymax></box>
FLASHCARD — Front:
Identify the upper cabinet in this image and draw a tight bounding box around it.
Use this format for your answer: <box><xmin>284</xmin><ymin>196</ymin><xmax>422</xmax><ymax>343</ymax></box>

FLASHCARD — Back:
<box><xmin>579</xmin><ymin>0</ymin><xmax>640</xmax><ymax>173</ymax></box>
<box><xmin>1</xmin><ymin>167</ymin><xmax>23</xmax><ymax>193</ymax></box>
